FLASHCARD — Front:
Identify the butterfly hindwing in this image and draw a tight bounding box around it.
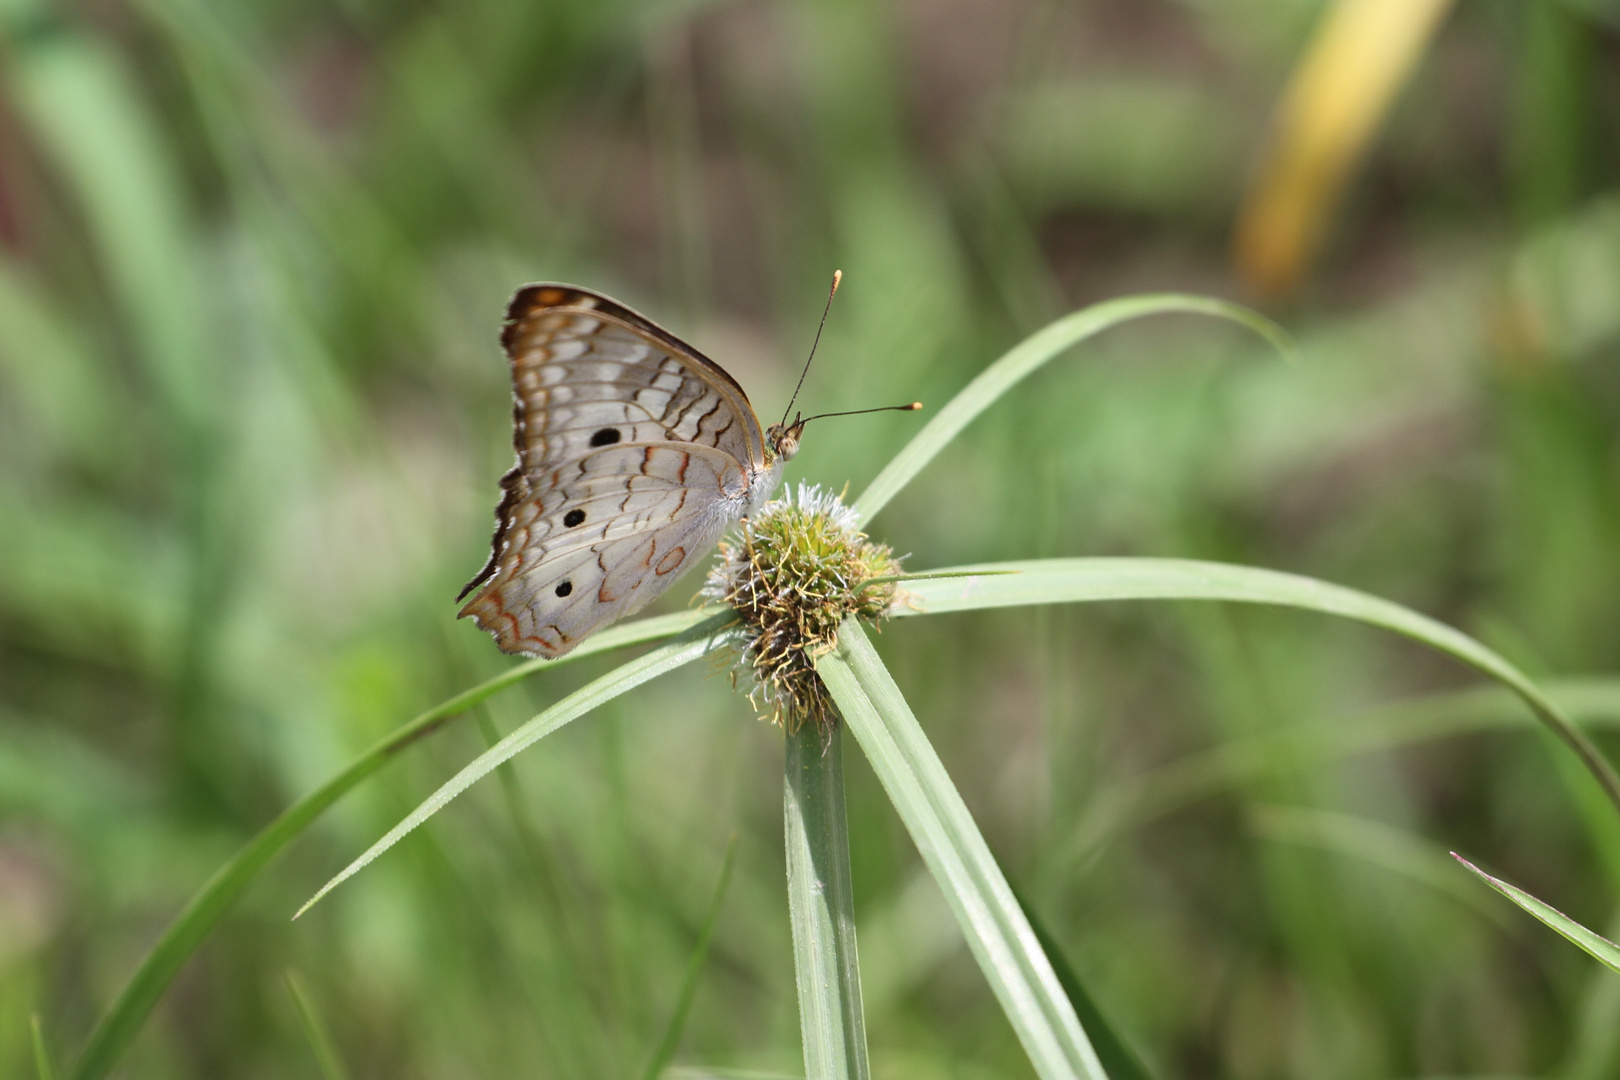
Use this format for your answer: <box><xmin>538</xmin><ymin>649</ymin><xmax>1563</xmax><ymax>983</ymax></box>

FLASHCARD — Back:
<box><xmin>459</xmin><ymin>442</ymin><xmax>751</xmax><ymax>656</ymax></box>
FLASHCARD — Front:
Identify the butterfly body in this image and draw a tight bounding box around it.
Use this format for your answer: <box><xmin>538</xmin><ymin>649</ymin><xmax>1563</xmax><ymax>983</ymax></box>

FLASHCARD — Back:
<box><xmin>458</xmin><ymin>284</ymin><xmax>800</xmax><ymax>658</ymax></box>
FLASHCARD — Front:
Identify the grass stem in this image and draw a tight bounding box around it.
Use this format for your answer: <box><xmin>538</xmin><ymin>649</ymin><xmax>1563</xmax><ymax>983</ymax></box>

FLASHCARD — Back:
<box><xmin>784</xmin><ymin>722</ymin><xmax>870</xmax><ymax>1079</ymax></box>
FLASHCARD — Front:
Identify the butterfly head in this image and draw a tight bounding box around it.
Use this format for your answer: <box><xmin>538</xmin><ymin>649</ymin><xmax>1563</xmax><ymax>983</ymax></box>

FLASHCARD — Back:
<box><xmin>766</xmin><ymin>415</ymin><xmax>808</xmax><ymax>462</ymax></box>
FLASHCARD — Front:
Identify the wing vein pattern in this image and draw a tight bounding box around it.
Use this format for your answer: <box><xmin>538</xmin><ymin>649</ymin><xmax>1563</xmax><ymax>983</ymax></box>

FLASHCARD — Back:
<box><xmin>458</xmin><ymin>284</ymin><xmax>781</xmax><ymax>657</ymax></box>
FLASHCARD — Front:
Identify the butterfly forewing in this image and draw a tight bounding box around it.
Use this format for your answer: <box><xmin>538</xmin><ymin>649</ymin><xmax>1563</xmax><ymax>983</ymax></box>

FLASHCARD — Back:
<box><xmin>459</xmin><ymin>284</ymin><xmax>780</xmax><ymax>658</ymax></box>
<box><xmin>502</xmin><ymin>285</ymin><xmax>765</xmax><ymax>474</ymax></box>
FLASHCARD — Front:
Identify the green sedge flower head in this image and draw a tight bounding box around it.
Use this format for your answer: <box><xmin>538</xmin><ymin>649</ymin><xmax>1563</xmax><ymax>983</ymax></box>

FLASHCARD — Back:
<box><xmin>703</xmin><ymin>484</ymin><xmax>904</xmax><ymax>732</ymax></box>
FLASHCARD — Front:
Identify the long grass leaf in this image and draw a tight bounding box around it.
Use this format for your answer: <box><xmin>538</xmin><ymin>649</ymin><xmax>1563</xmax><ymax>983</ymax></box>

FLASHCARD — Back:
<box><xmin>851</xmin><ymin>296</ymin><xmax>1292</xmax><ymax>525</ymax></box>
<box><xmin>783</xmin><ymin>724</ymin><xmax>870</xmax><ymax>1080</ymax></box>
<box><xmin>896</xmin><ymin>559</ymin><xmax>1620</xmax><ymax>819</ymax></box>
<box><xmin>637</xmin><ymin>835</ymin><xmax>740</xmax><ymax>1080</ymax></box>
<box><xmin>68</xmin><ymin>609</ymin><xmax>710</xmax><ymax>1080</ymax></box>
<box><xmin>820</xmin><ymin>620</ymin><xmax>1105</xmax><ymax>1080</ymax></box>
<box><xmin>1453</xmin><ymin>854</ymin><xmax>1620</xmax><ymax>973</ymax></box>
<box><xmin>296</xmin><ymin>625</ymin><xmax>728</xmax><ymax>917</ymax></box>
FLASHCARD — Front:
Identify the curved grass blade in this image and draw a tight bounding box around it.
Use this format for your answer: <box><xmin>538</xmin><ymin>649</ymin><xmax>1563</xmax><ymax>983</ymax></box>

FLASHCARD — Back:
<box><xmin>784</xmin><ymin>723</ymin><xmax>870</xmax><ymax>1080</ymax></box>
<box><xmin>896</xmin><ymin>558</ymin><xmax>1620</xmax><ymax>820</ymax></box>
<box><xmin>69</xmin><ymin>609</ymin><xmax>710</xmax><ymax>1080</ymax></box>
<box><xmin>637</xmin><ymin>834</ymin><xmax>740</xmax><ymax>1080</ymax></box>
<box><xmin>820</xmin><ymin>620</ymin><xmax>1106</xmax><ymax>1080</ymax></box>
<box><xmin>852</xmin><ymin>295</ymin><xmax>1293</xmax><ymax>525</ymax></box>
<box><xmin>1453</xmin><ymin>853</ymin><xmax>1620</xmax><ymax>974</ymax></box>
<box><xmin>297</xmin><ymin>621</ymin><xmax>730</xmax><ymax>918</ymax></box>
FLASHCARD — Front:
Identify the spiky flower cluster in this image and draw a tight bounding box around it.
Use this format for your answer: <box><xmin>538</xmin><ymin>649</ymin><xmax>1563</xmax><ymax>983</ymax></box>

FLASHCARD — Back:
<box><xmin>702</xmin><ymin>484</ymin><xmax>905</xmax><ymax>731</ymax></box>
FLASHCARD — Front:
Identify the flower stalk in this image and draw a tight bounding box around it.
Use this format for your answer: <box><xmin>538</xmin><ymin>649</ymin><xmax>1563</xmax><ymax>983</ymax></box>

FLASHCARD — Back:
<box><xmin>784</xmin><ymin>721</ymin><xmax>871</xmax><ymax>1079</ymax></box>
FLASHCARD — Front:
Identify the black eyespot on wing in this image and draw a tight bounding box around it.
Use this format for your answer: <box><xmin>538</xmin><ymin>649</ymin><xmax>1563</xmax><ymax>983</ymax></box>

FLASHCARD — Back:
<box><xmin>563</xmin><ymin>509</ymin><xmax>586</xmax><ymax>527</ymax></box>
<box><xmin>590</xmin><ymin>427</ymin><xmax>622</xmax><ymax>446</ymax></box>
<box><xmin>555</xmin><ymin>580</ymin><xmax>573</xmax><ymax>597</ymax></box>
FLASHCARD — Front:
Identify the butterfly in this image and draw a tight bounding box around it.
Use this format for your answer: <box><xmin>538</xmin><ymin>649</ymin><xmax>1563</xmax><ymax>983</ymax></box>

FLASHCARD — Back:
<box><xmin>458</xmin><ymin>281</ymin><xmax>914</xmax><ymax>659</ymax></box>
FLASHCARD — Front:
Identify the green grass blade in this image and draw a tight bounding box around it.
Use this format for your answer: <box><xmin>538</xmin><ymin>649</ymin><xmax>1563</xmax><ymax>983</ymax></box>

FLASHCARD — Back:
<box><xmin>1453</xmin><ymin>854</ymin><xmax>1620</xmax><ymax>974</ymax></box>
<box><xmin>31</xmin><ymin>1014</ymin><xmax>56</xmax><ymax>1080</ymax></box>
<box><xmin>68</xmin><ymin>609</ymin><xmax>709</xmax><ymax>1080</ymax></box>
<box><xmin>283</xmin><ymin>970</ymin><xmax>353</xmax><ymax>1080</ymax></box>
<box><xmin>820</xmin><ymin>620</ymin><xmax>1106</xmax><ymax>1080</ymax></box>
<box><xmin>783</xmin><ymin>723</ymin><xmax>870</xmax><ymax>1080</ymax></box>
<box><xmin>638</xmin><ymin>835</ymin><xmax>741</xmax><ymax>1080</ymax></box>
<box><xmin>851</xmin><ymin>295</ymin><xmax>1292</xmax><ymax>525</ymax></box>
<box><xmin>297</xmin><ymin>623</ymin><xmax>729</xmax><ymax>918</ymax></box>
<box><xmin>897</xmin><ymin>558</ymin><xmax>1620</xmax><ymax>820</ymax></box>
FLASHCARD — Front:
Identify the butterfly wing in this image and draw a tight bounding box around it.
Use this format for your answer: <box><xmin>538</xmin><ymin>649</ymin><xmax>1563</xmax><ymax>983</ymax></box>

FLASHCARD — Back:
<box><xmin>458</xmin><ymin>284</ymin><xmax>773</xmax><ymax>657</ymax></box>
<box><xmin>458</xmin><ymin>442</ymin><xmax>749</xmax><ymax>656</ymax></box>
<box><xmin>503</xmin><ymin>283</ymin><xmax>766</xmax><ymax>473</ymax></box>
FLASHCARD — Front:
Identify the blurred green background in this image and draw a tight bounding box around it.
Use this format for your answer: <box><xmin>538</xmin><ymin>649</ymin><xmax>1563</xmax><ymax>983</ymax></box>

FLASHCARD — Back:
<box><xmin>4</xmin><ymin>0</ymin><xmax>1620</xmax><ymax>1076</ymax></box>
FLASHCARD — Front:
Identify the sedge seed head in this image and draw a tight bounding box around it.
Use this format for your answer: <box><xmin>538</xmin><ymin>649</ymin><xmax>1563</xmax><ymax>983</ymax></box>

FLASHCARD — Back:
<box><xmin>702</xmin><ymin>484</ymin><xmax>904</xmax><ymax>732</ymax></box>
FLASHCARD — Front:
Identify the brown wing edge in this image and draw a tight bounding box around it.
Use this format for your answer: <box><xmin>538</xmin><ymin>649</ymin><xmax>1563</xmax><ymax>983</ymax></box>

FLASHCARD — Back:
<box><xmin>502</xmin><ymin>283</ymin><xmax>765</xmax><ymax>463</ymax></box>
<box><xmin>455</xmin><ymin>458</ymin><xmax>526</xmax><ymax>604</ymax></box>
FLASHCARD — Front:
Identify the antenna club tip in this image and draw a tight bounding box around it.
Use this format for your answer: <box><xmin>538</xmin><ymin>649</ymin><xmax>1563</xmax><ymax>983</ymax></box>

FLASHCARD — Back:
<box><xmin>907</xmin><ymin>401</ymin><xmax>923</xmax><ymax>410</ymax></box>
<box><xmin>831</xmin><ymin>269</ymin><xmax>842</xmax><ymax>292</ymax></box>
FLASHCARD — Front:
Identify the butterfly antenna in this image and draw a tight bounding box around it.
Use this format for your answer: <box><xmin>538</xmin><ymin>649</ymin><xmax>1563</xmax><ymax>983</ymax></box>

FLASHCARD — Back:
<box><xmin>798</xmin><ymin>402</ymin><xmax>923</xmax><ymax>425</ymax></box>
<box><xmin>780</xmin><ymin>269</ymin><xmax>841</xmax><ymax>428</ymax></box>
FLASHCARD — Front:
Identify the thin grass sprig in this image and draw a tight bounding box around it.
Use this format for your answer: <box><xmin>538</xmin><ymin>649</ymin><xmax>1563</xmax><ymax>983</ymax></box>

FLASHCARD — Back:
<box><xmin>283</xmin><ymin>970</ymin><xmax>353</xmax><ymax>1080</ymax></box>
<box><xmin>637</xmin><ymin>835</ymin><xmax>741</xmax><ymax>1080</ymax></box>
<box><xmin>31</xmin><ymin>1015</ymin><xmax>56</xmax><ymax>1080</ymax></box>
